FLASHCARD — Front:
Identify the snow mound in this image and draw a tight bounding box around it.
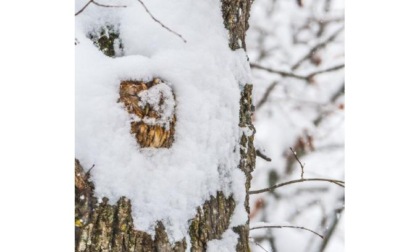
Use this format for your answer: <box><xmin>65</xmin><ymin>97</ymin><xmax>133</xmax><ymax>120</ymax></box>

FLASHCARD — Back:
<box><xmin>75</xmin><ymin>0</ymin><xmax>251</xmax><ymax>242</ymax></box>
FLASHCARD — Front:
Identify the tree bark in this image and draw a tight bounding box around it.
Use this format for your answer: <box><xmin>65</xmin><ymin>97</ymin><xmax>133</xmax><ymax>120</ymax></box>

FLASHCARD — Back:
<box><xmin>75</xmin><ymin>1</ymin><xmax>255</xmax><ymax>251</ymax></box>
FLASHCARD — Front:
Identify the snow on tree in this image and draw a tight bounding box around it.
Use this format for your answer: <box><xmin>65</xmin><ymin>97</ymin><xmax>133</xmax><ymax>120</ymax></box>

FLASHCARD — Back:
<box><xmin>75</xmin><ymin>0</ymin><xmax>345</xmax><ymax>251</ymax></box>
<box><xmin>75</xmin><ymin>0</ymin><xmax>255</xmax><ymax>251</ymax></box>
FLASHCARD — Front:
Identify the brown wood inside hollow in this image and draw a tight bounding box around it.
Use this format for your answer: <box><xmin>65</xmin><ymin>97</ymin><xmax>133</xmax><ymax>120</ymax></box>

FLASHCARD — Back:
<box><xmin>119</xmin><ymin>78</ymin><xmax>176</xmax><ymax>148</ymax></box>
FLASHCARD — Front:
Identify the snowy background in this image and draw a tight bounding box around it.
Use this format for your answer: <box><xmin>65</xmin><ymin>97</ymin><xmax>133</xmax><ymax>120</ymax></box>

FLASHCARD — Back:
<box><xmin>247</xmin><ymin>0</ymin><xmax>344</xmax><ymax>251</ymax></box>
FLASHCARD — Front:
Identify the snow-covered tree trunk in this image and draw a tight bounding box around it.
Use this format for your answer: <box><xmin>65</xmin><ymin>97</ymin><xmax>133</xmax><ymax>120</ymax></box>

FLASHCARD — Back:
<box><xmin>75</xmin><ymin>0</ymin><xmax>254</xmax><ymax>251</ymax></box>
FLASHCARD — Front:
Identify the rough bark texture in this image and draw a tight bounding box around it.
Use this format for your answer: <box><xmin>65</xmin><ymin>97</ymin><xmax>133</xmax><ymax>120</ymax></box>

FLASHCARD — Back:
<box><xmin>76</xmin><ymin>0</ymin><xmax>255</xmax><ymax>251</ymax></box>
<box><xmin>222</xmin><ymin>0</ymin><xmax>255</xmax><ymax>251</ymax></box>
<box><xmin>221</xmin><ymin>0</ymin><xmax>253</xmax><ymax>50</ymax></box>
<box><xmin>76</xmin><ymin>160</ymin><xmax>187</xmax><ymax>252</ymax></box>
<box><xmin>188</xmin><ymin>193</ymin><xmax>236</xmax><ymax>251</ymax></box>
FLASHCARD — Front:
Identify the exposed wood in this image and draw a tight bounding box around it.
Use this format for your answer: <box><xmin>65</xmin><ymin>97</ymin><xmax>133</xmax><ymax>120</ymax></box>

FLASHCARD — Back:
<box><xmin>119</xmin><ymin>78</ymin><xmax>176</xmax><ymax>148</ymax></box>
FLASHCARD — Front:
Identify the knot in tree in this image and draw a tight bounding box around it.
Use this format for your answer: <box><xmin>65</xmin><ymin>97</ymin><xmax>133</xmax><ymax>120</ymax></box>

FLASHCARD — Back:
<box><xmin>119</xmin><ymin>78</ymin><xmax>176</xmax><ymax>148</ymax></box>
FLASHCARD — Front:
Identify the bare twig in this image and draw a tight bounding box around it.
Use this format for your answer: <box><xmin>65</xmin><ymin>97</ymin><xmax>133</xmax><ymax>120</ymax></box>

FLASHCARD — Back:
<box><xmin>307</xmin><ymin>64</ymin><xmax>345</xmax><ymax>79</ymax></box>
<box><xmin>330</xmin><ymin>82</ymin><xmax>345</xmax><ymax>104</ymax></box>
<box><xmin>75</xmin><ymin>0</ymin><xmax>126</xmax><ymax>16</ymax></box>
<box><xmin>290</xmin><ymin>147</ymin><xmax>305</xmax><ymax>179</ymax></box>
<box><xmin>314</xmin><ymin>82</ymin><xmax>344</xmax><ymax>126</ymax></box>
<box><xmin>249</xmin><ymin>178</ymin><xmax>344</xmax><ymax>195</ymax></box>
<box><xmin>86</xmin><ymin>164</ymin><xmax>95</xmax><ymax>177</ymax></box>
<box><xmin>249</xmin><ymin>239</ymin><xmax>269</xmax><ymax>252</ymax></box>
<box><xmin>251</xmin><ymin>63</ymin><xmax>344</xmax><ymax>81</ymax></box>
<box><xmin>256</xmin><ymin>81</ymin><xmax>278</xmax><ymax>110</ymax></box>
<box><xmin>256</xmin><ymin>149</ymin><xmax>272</xmax><ymax>162</ymax></box>
<box><xmin>91</xmin><ymin>1</ymin><xmax>126</xmax><ymax>8</ymax></box>
<box><xmin>250</xmin><ymin>225</ymin><xmax>324</xmax><ymax>239</ymax></box>
<box><xmin>136</xmin><ymin>0</ymin><xmax>187</xmax><ymax>43</ymax></box>
<box><xmin>318</xmin><ymin>207</ymin><xmax>344</xmax><ymax>252</ymax></box>
<box><xmin>251</xmin><ymin>63</ymin><xmax>308</xmax><ymax>80</ymax></box>
<box><xmin>75</xmin><ymin>0</ymin><xmax>93</xmax><ymax>16</ymax></box>
<box><xmin>292</xmin><ymin>26</ymin><xmax>344</xmax><ymax>70</ymax></box>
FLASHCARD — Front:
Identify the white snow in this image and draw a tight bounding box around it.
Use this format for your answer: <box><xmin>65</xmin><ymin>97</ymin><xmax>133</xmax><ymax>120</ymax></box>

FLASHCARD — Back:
<box><xmin>207</xmin><ymin>229</ymin><xmax>239</xmax><ymax>252</ymax></box>
<box><xmin>136</xmin><ymin>82</ymin><xmax>175</xmax><ymax>128</ymax></box>
<box><xmin>76</xmin><ymin>0</ymin><xmax>249</xmax><ymax>243</ymax></box>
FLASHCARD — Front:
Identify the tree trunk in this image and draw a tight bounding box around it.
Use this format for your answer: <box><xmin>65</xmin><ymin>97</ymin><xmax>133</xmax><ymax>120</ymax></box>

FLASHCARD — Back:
<box><xmin>75</xmin><ymin>1</ymin><xmax>255</xmax><ymax>251</ymax></box>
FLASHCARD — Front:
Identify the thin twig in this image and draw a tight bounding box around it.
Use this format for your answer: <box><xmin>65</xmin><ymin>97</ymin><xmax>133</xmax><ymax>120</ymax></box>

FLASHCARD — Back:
<box><xmin>75</xmin><ymin>0</ymin><xmax>126</xmax><ymax>16</ymax></box>
<box><xmin>251</xmin><ymin>63</ymin><xmax>344</xmax><ymax>81</ymax></box>
<box><xmin>290</xmin><ymin>147</ymin><xmax>305</xmax><ymax>179</ymax></box>
<box><xmin>249</xmin><ymin>178</ymin><xmax>344</xmax><ymax>195</ymax></box>
<box><xmin>292</xmin><ymin>26</ymin><xmax>344</xmax><ymax>70</ymax></box>
<box><xmin>329</xmin><ymin>82</ymin><xmax>345</xmax><ymax>104</ymax></box>
<box><xmin>91</xmin><ymin>1</ymin><xmax>126</xmax><ymax>8</ymax></box>
<box><xmin>307</xmin><ymin>64</ymin><xmax>345</xmax><ymax>79</ymax></box>
<box><xmin>318</xmin><ymin>207</ymin><xmax>344</xmax><ymax>252</ymax></box>
<box><xmin>136</xmin><ymin>0</ymin><xmax>187</xmax><ymax>43</ymax></box>
<box><xmin>250</xmin><ymin>225</ymin><xmax>324</xmax><ymax>239</ymax></box>
<box><xmin>75</xmin><ymin>0</ymin><xmax>93</xmax><ymax>16</ymax></box>
<box><xmin>251</xmin><ymin>63</ymin><xmax>308</xmax><ymax>80</ymax></box>
<box><xmin>249</xmin><ymin>239</ymin><xmax>269</xmax><ymax>252</ymax></box>
<box><xmin>314</xmin><ymin>82</ymin><xmax>344</xmax><ymax>126</ymax></box>
<box><xmin>86</xmin><ymin>164</ymin><xmax>95</xmax><ymax>177</ymax></box>
<box><xmin>256</xmin><ymin>149</ymin><xmax>272</xmax><ymax>162</ymax></box>
<box><xmin>256</xmin><ymin>81</ymin><xmax>278</xmax><ymax>110</ymax></box>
